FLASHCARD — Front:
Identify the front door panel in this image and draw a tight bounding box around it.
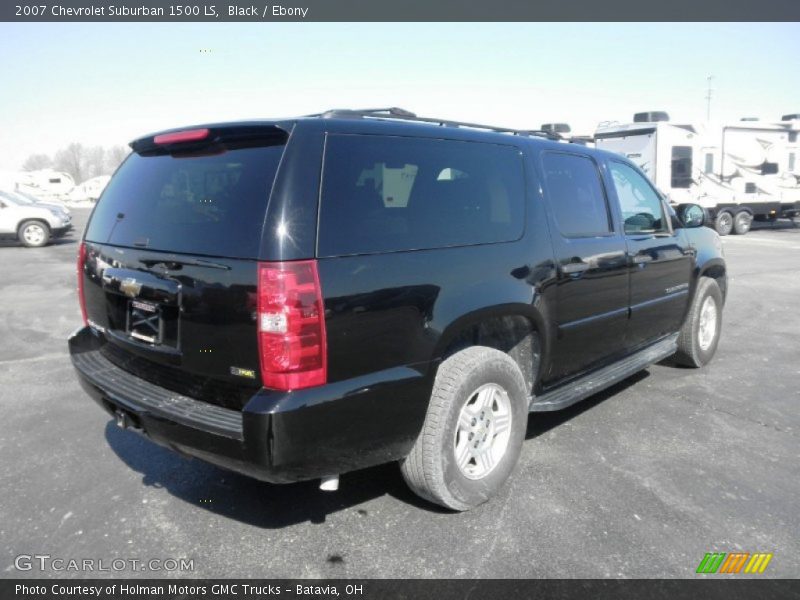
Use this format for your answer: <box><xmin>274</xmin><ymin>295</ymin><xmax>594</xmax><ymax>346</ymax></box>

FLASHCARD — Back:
<box><xmin>606</xmin><ymin>160</ymin><xmax>693</xmax><ymax>348</ymax></box>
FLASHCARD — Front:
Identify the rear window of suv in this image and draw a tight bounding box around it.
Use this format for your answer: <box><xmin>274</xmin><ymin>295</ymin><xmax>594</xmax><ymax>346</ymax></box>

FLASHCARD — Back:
<box><xmin>318</xmin><ymin>134</ymin><xmax>526</xmax><ymax>256</ymax></box>
<box><xmin>85</xmin><ymin>141</ymin><xmax>285</xmax><ymax>259</ymax></box>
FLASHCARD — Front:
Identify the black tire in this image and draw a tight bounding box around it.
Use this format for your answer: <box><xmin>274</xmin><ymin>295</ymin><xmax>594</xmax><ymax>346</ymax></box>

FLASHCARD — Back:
<box><xmin>714</xmin><ymin>211</ymin><xmax>733</xmax><ymax>236</ymax></box>
<box><xmin>732</xmin><ymin>211</ymin><xmax>753</xmax><ymax>235</ymax></box>
<box><xmin>400</xmin><ymin>346</ymin><xmax>528</xmax><ymax>511</ymax></box>
<box><xmin>18</xmin><ymin>220</ymin><xmax>50</xmax><ymax>248</ymax></box>
<box><xmin>674</xmin><ymin>277</ymin><xmax>723</xmax><ymax>368</ymax></box>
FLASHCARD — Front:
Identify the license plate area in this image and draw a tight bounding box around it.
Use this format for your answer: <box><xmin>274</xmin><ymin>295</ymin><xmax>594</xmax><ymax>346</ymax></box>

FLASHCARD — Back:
<box><xmin>127</xmin><ymin>299</ymin><xmax>163</xmax><ymax>345</ymax></box>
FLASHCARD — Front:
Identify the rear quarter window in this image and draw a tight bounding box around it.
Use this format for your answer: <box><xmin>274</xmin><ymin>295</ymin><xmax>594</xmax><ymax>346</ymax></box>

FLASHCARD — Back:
<box><xmin>318</xmin><ymin>134</ymin><xmax>526</xmax><ymax>256</ymax></box>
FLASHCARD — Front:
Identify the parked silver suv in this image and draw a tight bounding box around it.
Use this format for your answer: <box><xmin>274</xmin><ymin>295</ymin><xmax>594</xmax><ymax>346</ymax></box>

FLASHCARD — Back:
<box><xmin>0</xmin><ymin>190</ymin><xmax>72</xmax><ymax>247</ymax></box>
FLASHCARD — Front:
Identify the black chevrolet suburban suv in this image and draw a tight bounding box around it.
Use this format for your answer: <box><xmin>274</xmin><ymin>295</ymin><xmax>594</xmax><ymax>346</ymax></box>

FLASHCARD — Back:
<box><xmin>69</xmin><ymin>108</ymin><xmax>726</xmax><ymax>510</ymax></box>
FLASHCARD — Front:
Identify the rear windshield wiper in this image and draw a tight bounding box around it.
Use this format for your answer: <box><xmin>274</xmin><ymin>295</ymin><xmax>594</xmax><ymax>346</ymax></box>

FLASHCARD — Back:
<box><xmin>140</xmin><ymin>256</ymin><xmax>231</xmax><ymax>270</ymax></box>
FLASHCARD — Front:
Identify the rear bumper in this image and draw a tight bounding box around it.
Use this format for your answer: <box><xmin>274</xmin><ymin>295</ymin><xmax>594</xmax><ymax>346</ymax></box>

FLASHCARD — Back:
<box><xmin>69</xmin><ymin>327</ymin><xmax>432</xmax><ymax>483</ymax></box>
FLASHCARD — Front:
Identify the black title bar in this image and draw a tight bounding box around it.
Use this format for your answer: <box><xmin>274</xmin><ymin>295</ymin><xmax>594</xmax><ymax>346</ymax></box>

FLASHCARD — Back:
<box><xmin>4</xmin><ymin>0</ymin><xmax>800</xmax><ymax>22</ymax></box>
<box><xmin>4</xmin><ymin>579</ymin><xmax>800</xmax><ymax>600</ymax></box>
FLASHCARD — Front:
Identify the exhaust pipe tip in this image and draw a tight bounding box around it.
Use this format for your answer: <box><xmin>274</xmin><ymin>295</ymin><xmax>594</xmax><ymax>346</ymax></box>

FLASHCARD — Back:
<box><xmin>319</xmin><ymin>475</ymin><xmax>339</xmax><ymax>492</ymax></box>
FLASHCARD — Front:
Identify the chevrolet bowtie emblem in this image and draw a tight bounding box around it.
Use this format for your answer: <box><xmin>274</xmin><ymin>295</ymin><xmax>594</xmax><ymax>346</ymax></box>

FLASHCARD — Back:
<box><xmin>120</xmin><ymin>277</ymin><xmax>142</xmax><ymax>298</ymax></box>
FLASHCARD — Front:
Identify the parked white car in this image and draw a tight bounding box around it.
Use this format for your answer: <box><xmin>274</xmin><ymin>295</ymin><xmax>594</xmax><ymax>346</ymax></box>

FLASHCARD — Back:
<box><xmin>0</xmin><ymin>190</ymin><xmax>73</xmax><ymax>247</ymax></box>
<box><xmin>14</xmin><ymin>190</ymin><xmax>72</xmax><ymax>216</ymax></box>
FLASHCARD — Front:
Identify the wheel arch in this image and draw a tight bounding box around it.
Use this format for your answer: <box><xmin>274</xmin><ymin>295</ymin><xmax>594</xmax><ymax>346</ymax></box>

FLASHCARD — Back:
<box><xmin>432</xmin><ymin>305</ymin><xmax>551</xmax><ymax>397</ymax></box>
<box><xmin>697</xmin><ymin>258</ymin><xmax>728</xmax><ymax>303</ymax></box>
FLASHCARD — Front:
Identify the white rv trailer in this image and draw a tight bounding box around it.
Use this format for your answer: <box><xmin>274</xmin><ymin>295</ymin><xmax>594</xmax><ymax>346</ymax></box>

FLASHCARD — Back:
<box><xmin>594</xmin><ymin>112</ymin><xmax>800</xmax><ymax>235</ymax></box>
<box><xmin>13</xmin><ymin>169</ymin><xmax>76</xmax><ymax>200</ymax></box>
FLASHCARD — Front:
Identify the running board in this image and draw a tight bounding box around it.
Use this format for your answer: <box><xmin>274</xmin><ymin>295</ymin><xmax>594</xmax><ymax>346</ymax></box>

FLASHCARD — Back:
<box><xmin>529</xmin><ymin>334</ymin><xmax>678</xmax><ymax>412</ymax></box>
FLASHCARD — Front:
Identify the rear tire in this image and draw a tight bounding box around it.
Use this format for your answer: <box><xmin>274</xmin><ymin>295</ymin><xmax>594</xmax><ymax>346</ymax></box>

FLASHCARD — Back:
<box><xmin>714</xmin><ymin>211</ymin><xmax>733</xmax><ymax>236</ymax></box>
<box><xmin>674</xmin><ymin>277</ymin><xmax>723</xmax><ymax>368</ymax></box>
<box><xmin>401</xmin><ymin>346</ymin><xmax>528</xmax><ymax>511</ymax></box>
<box><xmin>18</xmin><ymin>220</ymin><xmax>50</xmax><ymax>248</ymax></box>
<box><xmin>732</xmin><ymin>211</ymin><xmax>752</xmax><ymax>235</ymax></box>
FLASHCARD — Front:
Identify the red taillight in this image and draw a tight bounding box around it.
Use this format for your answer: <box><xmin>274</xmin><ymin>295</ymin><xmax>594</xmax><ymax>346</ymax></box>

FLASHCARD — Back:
<box><xmin>257</xmin><ymin>260</ymin><xmax>327</xmax><ymax>390</ymax></box>
<box><xmin>153</xmin><ymin>128</ymin><xmax>210</xmax><ymax>145</ymax></box>
<box><xmin>77</xmin><ymin>242</ymin><xmax>88</xmax><ymax>325</ymax></box>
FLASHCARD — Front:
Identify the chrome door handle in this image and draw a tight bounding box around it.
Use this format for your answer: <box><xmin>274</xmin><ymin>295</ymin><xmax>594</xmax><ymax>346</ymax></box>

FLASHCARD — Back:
<box><xmin>631</xmin><ymin>254</ymin><xmax>652</xmax><ymax>264</ymax></box>
<box><xmin>561</xmin><ymin>262</ymin><xmax>590</xmax><ymax>274</ymax></box>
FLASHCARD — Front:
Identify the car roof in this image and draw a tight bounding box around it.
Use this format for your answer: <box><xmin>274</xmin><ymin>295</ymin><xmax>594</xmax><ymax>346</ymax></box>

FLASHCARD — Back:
<box><xmin>132</xmin><ymin>109</ymin><xmax>622</xmax><ymax>163</ymax></box>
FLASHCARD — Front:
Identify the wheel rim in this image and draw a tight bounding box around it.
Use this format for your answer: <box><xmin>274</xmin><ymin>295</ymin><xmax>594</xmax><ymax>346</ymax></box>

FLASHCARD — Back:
<box><xmin>698</xmin><ymin>296</ymin><xmax>718</xmax><ymax>351</ymax></box>
<box><xmin>23</xmin><ymin>224</ymin><xmax>45</xmax><ymax>246</ymax></box>
<box><xmin>454</xmin><ymin>383</ymin><xmax>512</xmax><ymax>480</ymax></box>
<box><xmin>718</xmin><ymin>213</ymin><xmax>732</xmax><ymax>231</ymax></box>
<box><xmin>735</xmin><ymin>213</ymin><xmax>751</xmax><ymax>231</ymax></box>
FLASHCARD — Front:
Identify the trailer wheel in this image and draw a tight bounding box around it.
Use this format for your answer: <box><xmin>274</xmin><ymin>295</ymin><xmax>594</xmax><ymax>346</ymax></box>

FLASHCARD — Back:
<box><xmin>732</xmin><ymin>211</ymin><xmax>753</xmax><ymax>235</ymax></box>
<box><xmin>714</xmin><ymin>211</ymin><xmax>733</xmax><ymax>236</ymax></box>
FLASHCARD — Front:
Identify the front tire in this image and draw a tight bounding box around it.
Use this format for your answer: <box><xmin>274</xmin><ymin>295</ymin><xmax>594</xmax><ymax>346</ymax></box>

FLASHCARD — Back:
<box><xmin>18</xmin><ymin>220</ymin><xmax>50</xmax><ymax>247</ymax></box>
<box><xmin>401</xmin><ymin>346</ymin><xmax>528</xmax><ymax>511</ymax></box>
<box><xmin>674</xmin><ymin>277</ymin><xmax>723</xmax><ymax>367</ymax></box>
<box><xmin>714</xmin><ymin>211</ymin><xmax>733</xmax><ymax>236</ymax></box>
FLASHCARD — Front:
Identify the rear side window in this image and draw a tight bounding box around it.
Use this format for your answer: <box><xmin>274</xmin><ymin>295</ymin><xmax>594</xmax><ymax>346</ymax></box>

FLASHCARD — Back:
<box><xmin>318</xmin><ymin>135</ymin><xmax>525</xmax><ymax>256</ymax></box>
<box><xmin>542</xmin><ymin>152</ymin><xmax>611</xmax><ymax>237</ymax></box>
<box><xmin>85</xmin><ymin>142</ymin><xmax>285</xmax><ymax>259</ymax></box>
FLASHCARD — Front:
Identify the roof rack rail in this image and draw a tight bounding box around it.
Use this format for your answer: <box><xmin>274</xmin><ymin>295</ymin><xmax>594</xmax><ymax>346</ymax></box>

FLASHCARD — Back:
<box><xmin>320</xmin><ymin>107</ymin><xmax>418</xmax><ymax>119</ymax></box>
<box><xmin>312</xmin><ymin>107</ymin><xmax>563</xmax><ymax>141</ymax></box>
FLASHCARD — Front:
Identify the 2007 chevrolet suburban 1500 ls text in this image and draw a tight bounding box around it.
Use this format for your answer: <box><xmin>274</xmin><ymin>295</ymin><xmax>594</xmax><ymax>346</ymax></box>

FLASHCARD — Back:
<box><xmin>69</xmin><ymin>108</ymin><xmax>726</xmax><ymax>510</ymax></box>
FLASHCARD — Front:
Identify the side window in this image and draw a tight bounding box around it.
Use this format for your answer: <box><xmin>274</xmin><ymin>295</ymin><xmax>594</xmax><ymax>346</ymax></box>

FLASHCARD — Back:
<box><xmin>704</xmin><ymin>152</ymin><xmax>714</xmax><ymax>174</ymax></box>
<box><xmin>761</xmin><ymin>162</ymin><xmax>779</xmax><ymax>175</ymax></box>
<box><xmin>542</xmin><ymin>153</ymin><xmax>611</xmax><ymax>237</ymax></box>
<box><xmin>318</xmin><ymin>135</ymin><xmax>526</xmax><ymax>256</ymax></box>
<box><xmin>609</xmin><ymin>161</ymin><xmax>668</xmax><ymax>234</ymax></box>
<box><xmin>671</xmin><ymin>146</ymin><xmax>693</xmax><ymax>188</ymax></box>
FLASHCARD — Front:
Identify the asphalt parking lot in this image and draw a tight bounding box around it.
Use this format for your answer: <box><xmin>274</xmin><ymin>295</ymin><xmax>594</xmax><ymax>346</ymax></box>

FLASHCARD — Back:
<box><xmin>1</xmin><ymin>208</ymin><xmax>799</xmax><ymax>579</ymax></box>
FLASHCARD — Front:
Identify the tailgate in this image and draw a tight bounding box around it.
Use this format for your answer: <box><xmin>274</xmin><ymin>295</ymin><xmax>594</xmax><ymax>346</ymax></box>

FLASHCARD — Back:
<box><xmin>80</xmin><ymin>127</ymin><xmax>288</xmax><ymax>409</ymax></box>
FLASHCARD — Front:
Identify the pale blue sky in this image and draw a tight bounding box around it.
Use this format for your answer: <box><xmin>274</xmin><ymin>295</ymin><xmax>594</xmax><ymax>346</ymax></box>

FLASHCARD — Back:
<box><xmin>0</xmin><ymin>22</ymin><xmax>798</xmax><ymax>171</ymax></box>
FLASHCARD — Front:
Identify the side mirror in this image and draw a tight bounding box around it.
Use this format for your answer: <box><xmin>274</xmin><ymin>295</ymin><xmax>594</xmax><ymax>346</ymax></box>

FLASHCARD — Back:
<box><xmin>678</xmin><ymin>203</ymin><xmax>706</xmax><ymax>228</ymax></box>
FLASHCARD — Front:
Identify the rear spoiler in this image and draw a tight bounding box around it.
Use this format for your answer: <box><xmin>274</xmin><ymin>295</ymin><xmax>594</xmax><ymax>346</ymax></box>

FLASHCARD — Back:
<box><xmin>130</xmin><ymin>122</ymin><xmax>292</xmax><ymax>154</ymax></box>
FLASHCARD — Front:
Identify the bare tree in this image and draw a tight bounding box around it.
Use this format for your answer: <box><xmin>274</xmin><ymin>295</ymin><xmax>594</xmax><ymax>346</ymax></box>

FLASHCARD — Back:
<box><xmin>85</xmin><ymin>145</ymin><xmax>106</xmax><ymax>179</ymax></box>
<box><xmin>104</xmin><ymin>145</ymin><xmax>129</xmax><ymax>174</ymax></box>
<box><xmin>22</xmin><ymin>153</ymin><xmax>53</xmax><ymax>171</ymax></box>
<box><xmin>24</xmin><ymin>143</ymin><xmax>128</xmax><ymax>183</ymax></box>
<box><xmin>54</xmin><ymin>143</ymin><xmax>87</xmax><ymax>184</ymax></box>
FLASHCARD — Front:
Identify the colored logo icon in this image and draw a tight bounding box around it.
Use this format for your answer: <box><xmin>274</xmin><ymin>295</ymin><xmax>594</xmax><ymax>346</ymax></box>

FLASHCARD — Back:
<box><xmin>696</xmin><ymin>552</ymin><xmax>773</xmax><ymax>574</ymax></box>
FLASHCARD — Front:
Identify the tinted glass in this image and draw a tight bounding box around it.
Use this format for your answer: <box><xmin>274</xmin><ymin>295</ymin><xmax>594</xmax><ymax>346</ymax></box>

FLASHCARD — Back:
<box><xmin>609</xmin><ymin>161</ymin><xmax>667</xmax><ymax>234</ymax></box>
<box><xmin>704</xmin><ymin>152</ymin><xmax>714</xmax><ymax>174</ymax></box>
<box><xmin>85</xmin><ymin>143</ymin><xmax>284</xmax><ymax>258</ymax></box>
<box><xmin>318</xmin><ymin>135</ymin><xmax>525</xmax><ymax>256</ymax></box>
<box><xmin>671</xmin><ymin>146</ymin><xmax>693</xmax><ymax>188</ymax></box>
<box><xmin>761</xmin><ymin>162</ymin><xmax>779</xmax><ymax>175</ymax></box>
<box><xmin>542</xmin><ymin>153</ymin><xmax>611</xmax><ymax>237</ymax></box>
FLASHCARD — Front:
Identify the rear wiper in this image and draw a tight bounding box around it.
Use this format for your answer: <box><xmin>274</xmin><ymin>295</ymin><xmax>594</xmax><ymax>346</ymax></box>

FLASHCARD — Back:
<box><xmin>140</xmin><ymin>256</ymin><xmax>231</xmax><ymax>270</ymax></box>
